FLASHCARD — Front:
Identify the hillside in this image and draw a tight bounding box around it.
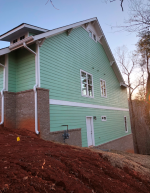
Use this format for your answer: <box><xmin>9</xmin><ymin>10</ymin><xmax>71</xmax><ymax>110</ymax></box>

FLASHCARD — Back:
<box><xmin>0</xmin><ymin>126</ymin><xmax>150</xmax><ymax>193</ymax></box>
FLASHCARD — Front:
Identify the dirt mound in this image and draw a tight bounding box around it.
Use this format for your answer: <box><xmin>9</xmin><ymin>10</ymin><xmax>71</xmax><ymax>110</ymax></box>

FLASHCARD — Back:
<box><xmin>0</xmin><ymin>126</ymin><xmax>150</xmax><ymax>193</ymax></box>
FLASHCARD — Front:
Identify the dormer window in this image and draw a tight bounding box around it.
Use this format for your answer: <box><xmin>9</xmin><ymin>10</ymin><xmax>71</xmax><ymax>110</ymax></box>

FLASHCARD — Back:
<box><xmin>89</xmin><ymin>30</ymin><xmax>97</xmax><ymax>42</ymax></box>
<box><xmin>13</xmin><ymin>39</ymin><xmax>17</xmax><ymax>44</ymax></box>
<box><xmin>20</xmin><ymin>35</ymin><xmax>25</xmax><ymax>40</ymax></box>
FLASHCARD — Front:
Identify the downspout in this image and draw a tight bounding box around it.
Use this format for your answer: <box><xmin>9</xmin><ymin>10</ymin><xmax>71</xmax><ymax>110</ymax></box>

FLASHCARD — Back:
<box><xmin>0</xmin><ymin>63</ymin><xmax>6</xmax><ymax>125</ymax></box>
<box><xmin>23</xmin><ymin>43</ymin><xmax>40</xmax><ymax>135</ymax></box>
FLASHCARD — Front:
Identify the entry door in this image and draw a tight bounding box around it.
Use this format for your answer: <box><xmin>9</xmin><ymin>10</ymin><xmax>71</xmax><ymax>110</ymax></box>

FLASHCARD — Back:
<box><xmin>86</xmin><ymin>117</ymin><xmax>94</xmax><ymax>147</ymax></box>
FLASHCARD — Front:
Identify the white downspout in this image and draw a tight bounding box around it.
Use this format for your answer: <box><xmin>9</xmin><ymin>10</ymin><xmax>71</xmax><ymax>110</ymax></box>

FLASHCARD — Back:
<box><xmin>23</xmin><ymin>42</ymin><xmax>39</xmax><ymax>135</ymax></box>
<box><xmin>0</xmin><ymin>63</ymin><xmax>6</xmax><ymax>125</ymax></box>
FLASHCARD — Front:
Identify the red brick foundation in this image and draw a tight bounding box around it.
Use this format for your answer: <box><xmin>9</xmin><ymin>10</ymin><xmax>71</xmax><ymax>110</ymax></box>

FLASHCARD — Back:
<box><xmin>0</xmin><ymin>89</ymin><xmax>82</xmax><ymax>147</ymax></box>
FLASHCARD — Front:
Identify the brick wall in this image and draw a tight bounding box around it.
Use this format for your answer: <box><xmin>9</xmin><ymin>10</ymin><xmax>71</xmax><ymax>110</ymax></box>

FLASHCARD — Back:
<box><xmin>0</xmin><ymin>89</ymin><xmax>82</xmax><ymax>147</ymax></box>
<box><xmin>4</xmin><ymin>91</ymin><xmax>16</xmax><ymax>129</ymax></box>
<box><xmin>47</xmin><ymin>128</ymin><xmax>82</xmax><ymax>147</ymax></box>
<box><xmin>16</xmin><ymin>90</ymin><xmax>35</xmax><ymax>131</ymax></box>
<box><xmin>94</xmin><ymin>134</ymin><xmax>134</xmax><ymax>152</ymax></box>
<box><xmin>37</xmin><ymin>88</ymin><xmax>50</xmax><ymax>140</ymax></box>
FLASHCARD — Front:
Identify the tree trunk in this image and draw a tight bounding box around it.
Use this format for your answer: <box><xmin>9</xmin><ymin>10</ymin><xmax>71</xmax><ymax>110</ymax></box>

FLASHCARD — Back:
<box><xmin>129</xmin><ymin>100</ymin><xmax>139</xmax><ymax>154</ymax></box>
<box><xmin>146</xmin><ymin>72</ymin><xmax>150</xmax><ymax>101</ymax></box>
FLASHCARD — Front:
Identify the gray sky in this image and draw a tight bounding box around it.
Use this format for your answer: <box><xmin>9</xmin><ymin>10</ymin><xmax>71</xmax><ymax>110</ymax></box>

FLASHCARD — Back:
<box><xmin>0</xmin><ymin>0</ymin><xmax>138</xmax><ymax>55</ymax></box>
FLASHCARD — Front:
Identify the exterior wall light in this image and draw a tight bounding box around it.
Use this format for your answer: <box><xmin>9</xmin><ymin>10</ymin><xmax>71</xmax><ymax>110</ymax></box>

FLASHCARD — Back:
<box><xmin>93</xmin><ymin>116</ymin><xmax>97</xmax><ymax>120</ymax></box>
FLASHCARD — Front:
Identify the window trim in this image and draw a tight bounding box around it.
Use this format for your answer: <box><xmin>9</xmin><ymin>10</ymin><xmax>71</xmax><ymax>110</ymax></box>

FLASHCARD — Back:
<box><xmin>101</xmin><ymin>116</ymin><xmax>107</xmax><ymax>121</ymax></box>
<box><xmin>124</xmin><ymin>116</ymin><xmax>128</xmax><ymax>133</ymax></box>
<box><xmin>88</xmin><ymin>30</ymin><xmax>97</xmax><ymax>42</ymax></box>
<box><xmin>100</xmin><ymin>79</ymin><xmax>107</xmax><ymax>98</ymax></box>
<box><xmin>80</xmin><ymin>69</ymin><xmax>94</xmax><ymax>98</ymax></box>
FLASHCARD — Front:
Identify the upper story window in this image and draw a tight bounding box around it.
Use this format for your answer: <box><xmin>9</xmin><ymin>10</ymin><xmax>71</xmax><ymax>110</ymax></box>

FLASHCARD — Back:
<box><xmin>13</xmin><ymin>39</ymin><xmax>17</xmax><ymax>44</ymax></box>
<box><xmin>20</xmin><ymin>35</ymin><xmax>25</xmax><ymax>40</ymax></box>
<box><xmin>89</xmin><ymin>30</ymin><xmax>97</xmax><ymax>42</ymax></box>
<box><xmin>100</xmin><ymin>79</ymin><xmax>107</xmax><ymax>98</ymax></box>
<box><xmin>124</xmin><ymin>116</ymin><xmax>128</xmax><ymax>133</ymax></box>
<box><xmin>80</xmin><ymin>70</ymin><xmax>94</xmax><ymax>98</ymax></box>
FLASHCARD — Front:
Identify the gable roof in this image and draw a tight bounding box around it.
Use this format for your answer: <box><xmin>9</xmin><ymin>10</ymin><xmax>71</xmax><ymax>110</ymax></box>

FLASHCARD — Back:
<box><xmin>0</xmin><ymin>18</ymin><xmax>125</xmax><ymax>84</ymax></box>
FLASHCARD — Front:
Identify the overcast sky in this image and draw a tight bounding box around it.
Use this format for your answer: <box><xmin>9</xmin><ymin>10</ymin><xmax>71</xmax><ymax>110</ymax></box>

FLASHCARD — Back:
<box><xmin>0</xmin><ymin>0</ymin><xmax>138</xmax><ymax>55</ymax></box>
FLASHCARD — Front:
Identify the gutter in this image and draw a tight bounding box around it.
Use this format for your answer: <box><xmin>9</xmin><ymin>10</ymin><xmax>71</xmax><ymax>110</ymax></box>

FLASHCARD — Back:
<box><xmin>0</xmin><ymin>63</ymin><xmax>5</xmax><ymax>125</ymax></box>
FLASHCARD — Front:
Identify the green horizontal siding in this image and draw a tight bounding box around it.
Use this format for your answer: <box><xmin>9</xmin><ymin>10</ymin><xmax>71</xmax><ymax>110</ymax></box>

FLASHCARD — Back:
<box><xmin>8</xmin><ymin>44</ymin><xmax>36</xmax><ymax>92</ymax></box>
<box><xmin>50</xmin><ymin>104</ymin><xmax>131</xmax><ymax>147</ymax></box>
<box><xmin>0</xmin><ymin>55</ymin><xmax>5</xmax><ymax>91</ymax></box>
<box><xmin>8</xmin><ymin>51</ymin><xmax>16</xmax><ymax>92</ymax></box>
<box><xmin>40</xmin><ymin>27</ymin><xmax>128</xmax><ymax>109</ymax></box>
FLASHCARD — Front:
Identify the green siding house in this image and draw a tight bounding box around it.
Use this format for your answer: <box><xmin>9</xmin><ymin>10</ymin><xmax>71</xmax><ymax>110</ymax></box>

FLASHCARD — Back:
<box><xmin>0</xmin><ymin>18</ymin><xmax>134</xmax><ymax>151</ymax></box>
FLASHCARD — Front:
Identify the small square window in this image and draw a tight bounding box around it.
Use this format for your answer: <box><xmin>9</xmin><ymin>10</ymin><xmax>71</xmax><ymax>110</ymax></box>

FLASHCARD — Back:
<box><xmin>101</xmin><ymin>116</ymin><xmax>107</xmax><ymax>121</ymax></box>
<box><xmin>13</xmin><ymin>39</ymin><xmax>17</xmax><ymax>44</ymax></box>
<box><xmin>20</xmin><ymin>35</ymin><xmax>25</xmax><ymax>40</ymax></box>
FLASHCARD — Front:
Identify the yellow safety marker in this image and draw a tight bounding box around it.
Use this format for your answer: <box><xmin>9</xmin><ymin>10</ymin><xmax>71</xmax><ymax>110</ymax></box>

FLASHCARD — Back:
<box><xmin>17</xmin><ymin>137</ymin><xmax>20</xmax><ymax>141</ymax></box>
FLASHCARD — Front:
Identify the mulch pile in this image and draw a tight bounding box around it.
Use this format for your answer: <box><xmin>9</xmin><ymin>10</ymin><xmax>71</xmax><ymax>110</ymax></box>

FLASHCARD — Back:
<box><xmin>0</xmin><ymin>126</ymin><xmax>150</xmax><ymax>193</ymax></box>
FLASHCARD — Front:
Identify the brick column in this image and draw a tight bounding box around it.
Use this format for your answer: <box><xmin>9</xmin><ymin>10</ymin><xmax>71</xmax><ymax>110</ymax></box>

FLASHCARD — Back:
<box><xmin>4</xmin><ymin>91</ymin><xmax>16</xmax><ymax>129</ymax></box>
<box><xmin>37</xmin><ymin>88</ymin><xmax>50</xmax><ymax>140</ymax></box>
<box><xmin>16</xmin><ymin>90</ymin><xmax>35</xmax><ymax>131</ymax></box>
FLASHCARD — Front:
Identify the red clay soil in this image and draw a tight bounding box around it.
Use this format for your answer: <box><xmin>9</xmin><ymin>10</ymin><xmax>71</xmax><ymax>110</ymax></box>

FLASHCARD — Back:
<box><xmin>0</xmin><ymin>126</ymin><xmax>150</xmax><ymax>193</ymax></box>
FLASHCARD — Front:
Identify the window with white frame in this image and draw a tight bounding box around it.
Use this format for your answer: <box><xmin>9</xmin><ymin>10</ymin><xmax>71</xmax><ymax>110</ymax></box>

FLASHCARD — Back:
<box><xmin>124</xmin><ymin>116</ymin><xmax>128</xmax><ymax>132</ymax></box>
<box><xmin>81</xmin><ymin>70</ymin><xmax>93</xmax><ymax>97</ymax></box>
<box><xmin>89</xmin><ymin>30</ymin><xmax>97</xmax><ymax>42</ymax></box>
<box><xmin>101</xmin><ymin>116</ymin><xmax>107</xmax><ymax>121</ymax></box>
<box><xmin>100</xmin><ymin>79</ymin><xmax>107</xmax><ymax>97</ymax></box>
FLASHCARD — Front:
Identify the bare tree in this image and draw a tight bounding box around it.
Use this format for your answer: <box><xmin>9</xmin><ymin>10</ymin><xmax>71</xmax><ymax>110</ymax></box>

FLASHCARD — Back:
<box><xmin>115</xmin><ymin>0</ymin><xmax>150</xmax><ymax>33</ymax></box>
<box><xmin>115</xmin><ymin>46</ymin><xmax>145</xmax><ymax>153</ymax></box>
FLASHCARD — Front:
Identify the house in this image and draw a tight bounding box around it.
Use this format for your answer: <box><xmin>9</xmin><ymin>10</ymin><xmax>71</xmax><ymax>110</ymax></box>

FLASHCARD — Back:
<box><xmin>0</xmin><ymin>18</ymin><xmax>134</xmax><ymax>151</ymax></box>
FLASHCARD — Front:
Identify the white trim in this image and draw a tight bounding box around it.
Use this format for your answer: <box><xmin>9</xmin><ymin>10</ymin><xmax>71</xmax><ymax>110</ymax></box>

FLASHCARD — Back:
<box><xmin>50</xmin><ymin>99</ymin><xmax>129</xmax><ymax>112</ymax></box>
<box><xmin>33</xmin><ymin>18</ymin><xmax>97</xmax><ymax>41</ymax></box>
<box><xmin>124</xmin><ymin>116</ymin><xmax>128</xmax><ymax>133</ymax></box>
<box><xmin>0</xmin><ymin>48</ymin><xmax>10</xmax><ymax>56</ymax></box>
<box><xmin>86</xmin><ymin>116</ymin><xmax>95</xmax><ymax>146</ymax></box>
<box><xmin>101</xmin><ymin>116</ymin><xmax>107</xmax><ymax>121</ymax></box>
<box><xmin>100</xmin><ymin>79</ymin><xmax>107</xmax><ymax>98</ymax></box>
<box><xmin>23</xmin><ymin>42</ymin><xmax>36</xmax><ymax>55</ymax></box>
<box><xmin>0</xmin><ymin>24</ymin><xmax>48</xmax><ymax>40</ymax></box>
<box><xmin>5</xmin><ymin>54</ymin><xmax>8</xmax><ymax>91</ymax></box>
<box><xmin>80</xmin><ymin>69</ymin><xmax>94</xmax><ymax>98</ymax></box>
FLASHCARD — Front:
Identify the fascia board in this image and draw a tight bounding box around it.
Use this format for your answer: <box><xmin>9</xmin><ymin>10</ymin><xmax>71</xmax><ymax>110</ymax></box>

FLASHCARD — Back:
<box><xmin>0</xmin><ymin>24</ymin><xmax>25</xmax><ymax>40</ymax></box>
<box><xmin>24</xmin><ymin>24</ymin><xmax>48</xmax><ymax>32</ymax></box>
<box><xmin>33</xmin><ymin>17</ymin><xmax>97</xmax><ymax>41</ymax></box>
<box><xmin>95</xmin><ymin>19</ymin><xmax>125</xmax><ymax>83</ymax></box>
<box><xmin>0</xmin><ymin>47</ymin><xmax>10</xmax><ymax>56</ymax></box>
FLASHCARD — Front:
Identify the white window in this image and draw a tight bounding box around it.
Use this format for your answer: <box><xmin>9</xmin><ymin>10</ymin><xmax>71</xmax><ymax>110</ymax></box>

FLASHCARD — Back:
<box><xmin>13</xmin><ymin>39</ymin><xmax>17</xmax><ymax>44</ymax></box>
<box><xmin>89</xmin><ymin>30</ymin><xmax>92</xmax><ymax>38</ymax></box>
<box><xmin>124</xmin><ymin>116</ymin><xmax>128</xmax><ymax>133</ymax></box>
<box><xmin>80</xmin><ymin>70</ymin><xmax>94</xmax><ymax>98</ymax></box>
<box><xmin>100</xmin><ymin>79</ymin><xmax>107</xmax><ymax>97</ymax></box>
<box><xmin>89</xmin><ymin>31</ymin><xmax>97</xmax><ymax>42</ymax></box>
<box><xmin>101</xmin><ymin>116</ymin><xmax>107</xmax><ymax>121</ymax></box>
